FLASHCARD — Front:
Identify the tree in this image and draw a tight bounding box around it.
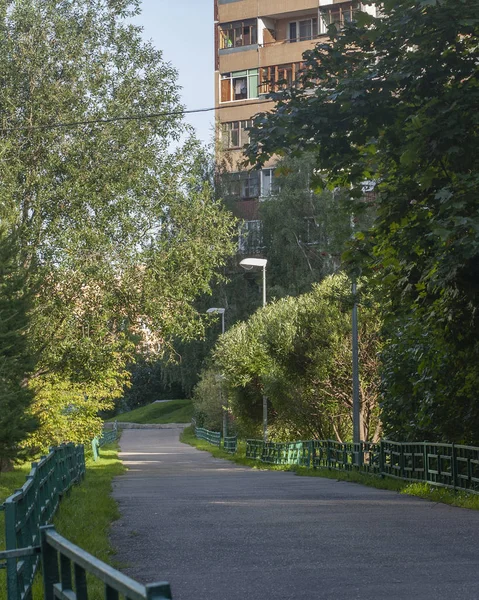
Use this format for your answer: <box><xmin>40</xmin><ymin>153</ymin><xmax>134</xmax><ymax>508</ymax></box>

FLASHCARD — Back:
<box><xmin>259</xmin><ymin>153</ymin><xmax>374</xmax><ymax>298</ymax></box>
<box><xmin>198</xmin><ymin>274</ymin><xmax>382</xmax><ymax>442</ymax></box>
<box><xmin>0</xmin><ymin>230</ymin><xmax>37</xmax><ymax>467</ymax></box>
<box><xmin>0</xmin><ymin>0</ymin><xmax>236</xmax><ymax>449</ymax></box>
<box><xmin>246</xmin><ymin>0</ymin><xmax>479</xmax><ymax>443</ymax></box>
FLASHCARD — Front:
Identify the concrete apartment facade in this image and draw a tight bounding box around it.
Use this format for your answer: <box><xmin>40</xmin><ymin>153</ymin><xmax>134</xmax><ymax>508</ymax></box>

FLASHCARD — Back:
<box><xmin>214</xmin><ymin>0</ymin><xmax>376</xmax><ymax>251</ymax></box>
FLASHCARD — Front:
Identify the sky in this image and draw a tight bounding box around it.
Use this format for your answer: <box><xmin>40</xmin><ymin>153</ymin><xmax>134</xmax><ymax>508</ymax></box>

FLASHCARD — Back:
<box><xmin>131</xmin><ymin>0</ymin><xmax>215</xmax><ymax>146</ymax></box>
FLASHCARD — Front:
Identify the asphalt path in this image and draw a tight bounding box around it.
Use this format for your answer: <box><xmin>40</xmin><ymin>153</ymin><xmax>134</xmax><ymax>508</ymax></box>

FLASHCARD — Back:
<box><xmin>110</xmin><ymin>428</ymin><xmax>479</xmax><ymax>600</ymax></box>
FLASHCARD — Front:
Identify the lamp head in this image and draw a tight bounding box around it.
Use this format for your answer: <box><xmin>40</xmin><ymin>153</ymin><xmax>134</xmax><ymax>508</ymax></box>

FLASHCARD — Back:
<box><xmin>240</xmin><ymin>258</ymin><xmax>267</xmax><ymax>270</ymax></box>
<box><xmin>207</xmin><ymin>307</ymin><xmax>225</xmax><ymax>314</ymax></box>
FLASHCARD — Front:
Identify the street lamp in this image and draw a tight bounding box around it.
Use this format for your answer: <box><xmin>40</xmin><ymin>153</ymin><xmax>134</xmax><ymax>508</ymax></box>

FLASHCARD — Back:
<box><xmin>207</xmin><ymin>307</ymin><xmax>227</xmax><ymax>438</ymax></box>
<box><xmin>239</xmin><ymin>257</ymin><xmax>267</xmax><ymax>308</ymax></box>
<box><xmin>240</xmin><ymin>257</ymin><xmax>268</xmax><ymax>442</ymax></box>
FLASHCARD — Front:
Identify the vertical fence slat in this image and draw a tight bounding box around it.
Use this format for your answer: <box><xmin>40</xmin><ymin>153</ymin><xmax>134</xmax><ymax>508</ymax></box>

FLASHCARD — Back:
<box><xmin>60</xmin><ymin>553</ymin><xmax>72</xmax><ymax>591</ymax></box>
<box><xmin>74</xmin><ymin>563</ymin><xmax>88</xmax><ymax>600</ymax></box>
<box><xmin>146</xmin><ymin>582</ymin><xmax>173</xmax><ymax>600</ymax></box>
<box><xmin>41</xmin><ymin>525</ymin><xmax>59</xmax><ymax>600</ymax></box>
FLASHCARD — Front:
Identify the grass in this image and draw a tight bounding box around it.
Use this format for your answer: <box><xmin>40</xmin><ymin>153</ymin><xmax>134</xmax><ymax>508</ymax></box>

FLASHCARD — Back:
<box><xmin>0</xmin><ymin>444</ymin><xmax>125</xmax><ymax>600</ymax></box>
<box><xmin>110</xmin><ymin>399</ymin><xmax>193</xmax><ymax>424</ymax></box>
<box><xmin>181</xmin><ymin>426</ymin><xmax>479</xmax><ymax>510</ymax></box>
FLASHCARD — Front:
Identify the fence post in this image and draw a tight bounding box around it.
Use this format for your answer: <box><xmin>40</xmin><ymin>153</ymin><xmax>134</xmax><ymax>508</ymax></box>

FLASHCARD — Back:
<box><xmin>451</xmin><ymin>443</ymin><xmax>457</xmax><ymax>492</ymax></box>
<box><xmin>423</xmin><ymin>442</ymin><xmax>429</xmax><ymax>485</ymax></box>
<box><xmin>379</xmin><ymin>440</ymin><xmax>385</xmax><ymax>478</ymax></box>
<box><xmin>92</xmin><ymin>437</ymin><xmax>99</xmax><ymax>462</ymax></box>
<box><xmin>41</xmin><ymin>526</ymin><xmax>59</xmax><ymax>600</ymax></box>
<box><xmin>146</xmin><ymin>582</ymin><xmax>173</xmax><ymax>600</ymax></box>
<box><xmin>5</xmin><ymin>500</ymin><xmax>19</xmax><ymax>600</ymax></box>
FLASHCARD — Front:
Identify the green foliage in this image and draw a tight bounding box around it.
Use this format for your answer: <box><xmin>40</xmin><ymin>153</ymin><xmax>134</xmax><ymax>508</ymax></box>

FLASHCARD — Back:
<box><xmin>0</xmin><ymin>0</ymin><xmax>236</xmax><ymax>448</ymax></box>
<box><xmin>0</xmin><ymin>231</ymin><xmax>37</xmax><ymax>465</ymax></box>
<box><xmin>192</xmin><ymin>370</ymin><xmax>225</xmax><ymax>432</ymax></box>
<box><xmin>260</xmin><ymin>154</ymin><xmax>374</xmax><ymax>298</ymax></box>
<box><xmin>199</xmin><ymin>273</ymin><xmax>382</xmax><ymax>441</ymax></box>
<box><xmin>118</xmin><ymin>358</ymin><xmax>185</xmax><ymax>414</ymax></box>
<box><xmin>246</xmin><ymin>0</ymin><xmax>479</xmax><ymax>442</ymax></box>
<box><xmin>111</xmin><ymin>399</ymin><xmax>193</xmax><ymax>424</ymax></box>
<box><xmin>145</xmin><ymin>257</ymin><xmax>266</xmax><ymax>403</ymax></box>
<box><xmin>380</xmin><ymin>310</ymin><xmax>479</xmax><ymax>444</ymax></box>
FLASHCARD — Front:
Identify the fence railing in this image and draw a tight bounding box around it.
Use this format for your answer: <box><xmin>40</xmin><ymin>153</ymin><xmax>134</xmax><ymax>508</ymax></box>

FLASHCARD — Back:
<box><xmin>194</xmin><ymin>427</ymin><xmax>221</xmax><ymax>447</ymax></box>
<box><xmin>242</xmin><ymin>439</ymin><xmax>479</xmax><ymax>495</ymax></box>
<box><xmin>0</xmin><ymin>444</ymin><xmax>85</xmax><ymax>600</ymax></box>
<box><xmin>40</xmin><ymin>525</ymin><xmax>172</xmax><ymax>600</ymax></box>
<box><xmin>223</xmin><ymin>436</ymin><xmax>238</xmax><ymax>454</ymax></box>
<box><xmin>380</xmin><ymin>441</ymin><xmax>479</xmax><ymax>493</ymax></box>
<box><xmin>194</xmin><ymin>427</ymin><xmax>237</xmax><ymax>453</ymax></box>
<box><xmin>193</xmin><ymin>427</ymin><xmax>479</xmax><ymax>495</ymax></box>
<box><xmin>92</xmin><ymin>421</ymin><xmax>119</xmax><ymax>461</ymax></box>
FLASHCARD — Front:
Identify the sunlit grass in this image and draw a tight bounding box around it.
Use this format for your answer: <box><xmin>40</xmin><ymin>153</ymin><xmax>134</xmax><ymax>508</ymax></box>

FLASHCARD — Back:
<box><xmin>400</xmin><ymin>482</ymin><xmax>479</xmax><ymax>510</ymax></box>
<box><xmin>110</xmin><ymin>399</ymin><xmax>193</xmax><ymax>424</ymax></box>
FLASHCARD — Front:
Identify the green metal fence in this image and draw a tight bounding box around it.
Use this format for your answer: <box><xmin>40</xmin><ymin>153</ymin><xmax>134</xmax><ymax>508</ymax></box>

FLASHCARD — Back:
<box><xmin>223</xmin><ymin>436</ymin><xmax>238</xmax><ymax>454</ymax></box>
<box><xmin>194</xmin><ymin>427</ymin><xmax>479</xmax><ymax>494</ymax></box>
<box><xmin>194</xmin><ymin>428</ymin><xmax>237</xmax><ymax>453</ymax></box>
<box><xmin>40</xmin><ymin>525</ymin><xmax>172</xmax><ymax>600</ymax></box>
<box><xmin>194</xmin><ymin>427</ymin><xmax>221</xmax><ymax>447</ymax></box>
<box><xmin>245</xmin><ymin>439</ymin><xmax>263</xmax><ymax>460</ymax></box>
<box><xmin>381</xmin><ymin>441</ymin><xmax>479</xmax><ymax>493</ymax></box>
<box><xmin>92</xmin><ymin>421</ymin><xmax>119</xmax><ymax>461</ymax></box>
<box><xmin>310</xmin><ymin>440</ymin><xmax>381</xmax><ymax>475</ymax></box>
<box><xmin>0</xmin><ymin>444</ymin><xmax>85</xmax><ymax>600</ymax></box>
<box><xmin>243</xmin><ymin>438</ymin><xmax>479</xmax><ymax>494</ymax></box>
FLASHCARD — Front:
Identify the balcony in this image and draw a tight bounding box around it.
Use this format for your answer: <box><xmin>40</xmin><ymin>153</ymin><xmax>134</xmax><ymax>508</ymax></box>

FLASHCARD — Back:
<box><xmin>219</xmin><ymin>46</ymin><xmax>258</xmax><ymax>73</ymax></box>
<box><xmin>259</xmin><ymin>36</ymin><xmax>319</xmax><ymax>66</ymax></box>
<box><xmin>218</xmin><ymin>0</ymin><xmax>320</xmax><ymax>23</ymax></box>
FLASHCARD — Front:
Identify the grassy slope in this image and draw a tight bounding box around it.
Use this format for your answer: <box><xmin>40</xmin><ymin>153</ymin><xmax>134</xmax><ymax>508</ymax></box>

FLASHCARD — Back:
<box><xmin>181</xmin><ymin>426</ymin><xmax>479</xmax><ymax>511</ymax></box>
<box><xmin>111</xmin><ymin>399</ymin><xmax>193</xmax><ymax>424</ymax></box>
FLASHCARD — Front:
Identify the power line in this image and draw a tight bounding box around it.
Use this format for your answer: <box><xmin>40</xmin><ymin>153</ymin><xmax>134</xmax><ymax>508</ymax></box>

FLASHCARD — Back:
<box><xmin>0</xmin><ymin>106</ymin><xmax>214</xmax><ymax>133</ymax></box>
<box><xmin>0</xmin><ymin>100</ymin><xmax>266</xmax><ymax>133</ymax></box>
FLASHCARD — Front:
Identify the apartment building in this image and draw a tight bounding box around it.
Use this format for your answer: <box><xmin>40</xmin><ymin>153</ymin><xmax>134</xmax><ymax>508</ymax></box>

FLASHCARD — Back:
<box><xmin>214</xmin><ymin>0</ymin><xmax>376</xmax><ymax>251</ymax></box>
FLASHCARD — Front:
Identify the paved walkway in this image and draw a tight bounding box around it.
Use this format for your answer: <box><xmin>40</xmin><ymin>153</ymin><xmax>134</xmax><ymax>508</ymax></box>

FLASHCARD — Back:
<box><xmin>110</xmin><ymin>428</ymin><xmax>479</xmax><ymax>600</ymax></box>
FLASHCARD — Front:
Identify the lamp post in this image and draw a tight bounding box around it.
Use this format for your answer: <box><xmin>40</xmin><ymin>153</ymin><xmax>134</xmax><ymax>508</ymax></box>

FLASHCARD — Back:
<box><xmin>240</xmin><ymin>257</ymin><xmax>268</xmax><ymax>442</ymax></box>
<box><xmin>352</xmin><ymin>280</ymin><xmax>360</xmax><ymax>444</ymax></box>
<box><xmin>240</xmin><ymin>257</ymin><xmax>267</xmax><ymax>308</ymax></box>
<box><xmin>207</xmin><ymin>307</ymin><xmax>227</xmax><ymax>438</ymax></box>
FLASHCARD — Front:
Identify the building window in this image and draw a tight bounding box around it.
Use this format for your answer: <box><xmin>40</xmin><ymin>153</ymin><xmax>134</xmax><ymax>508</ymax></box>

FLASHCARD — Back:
<box><xmin>221</xmin><ymin>120</ymin><xmax>252</xmax><ymax>149</ymax></box>
<box><xmin>225</xmin><ymin>171</ymin><xmax>259</xmax><ymax>200</ymax></box>
<box><xmin>221</xmin><ymin>69</ymin><xmax>259</xmax><ymax>102</ymax></box>
<box><xmin>220</xmin><ymin>20</ymin><xmax>257</xmax><ymax>49</ymax></box>
<box><xmin>288</xmin><ymin>18</ymin><xmax>318</xmax><ymax>42</ymax></box>
<box><xmin>260</xmin><ymin>168</ymin><xmax>279</xmax><ymax>197</ymax></box>
<box><xmin>259</xmin><ymin>63</ymin><xmax>303</xmax><ymax>95</ymax></box>
<box><xmin>320</xmin><ymin>2</ymin><xmax>360</xmax><ymax>33</ymax></box>
<box><xmin>238</xmin><ymin>220</ymin><xmax>262</xmax><ymax>254</ymax></box>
